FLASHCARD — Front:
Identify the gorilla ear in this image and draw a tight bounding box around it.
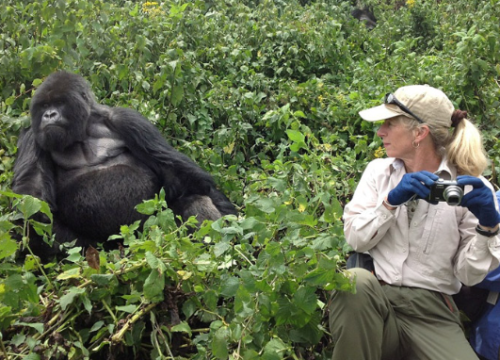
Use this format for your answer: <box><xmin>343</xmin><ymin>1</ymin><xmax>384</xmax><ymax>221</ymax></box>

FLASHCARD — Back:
<box><xmin>81</xmin><ymin>92</ymin><xmax>87</xmax><ymax>100</ymax></box>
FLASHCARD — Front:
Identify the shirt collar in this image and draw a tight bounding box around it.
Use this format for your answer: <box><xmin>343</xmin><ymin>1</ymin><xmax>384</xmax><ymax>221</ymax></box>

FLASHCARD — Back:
<box><xmin>435</xmin><ymin>156</ymin><xmax>456</xmax><ymax>180</ymax></box>
<box><xmin>388</xmin><ymin>157</ymin><xmax>456</xmax><ymax>179</ymax></box>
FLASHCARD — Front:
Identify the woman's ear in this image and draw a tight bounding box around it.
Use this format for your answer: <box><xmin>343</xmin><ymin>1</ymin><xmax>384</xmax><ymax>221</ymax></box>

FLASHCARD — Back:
<box><xmin>414</xmin><ymin>125</ymin><xmax>431</xmax><ymax>143</ymax></box>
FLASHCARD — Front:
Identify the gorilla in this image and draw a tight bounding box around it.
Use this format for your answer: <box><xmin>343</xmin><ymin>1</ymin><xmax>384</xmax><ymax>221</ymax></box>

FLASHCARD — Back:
<box><xmin>12</xmin><ymin>71</ymin><xmax>237</xmax><ymax>259</ymax></box>
<box><xmin>351</xmin><ymin>7</ymin><xmax>377</xmax><ymax>29</ymax></box>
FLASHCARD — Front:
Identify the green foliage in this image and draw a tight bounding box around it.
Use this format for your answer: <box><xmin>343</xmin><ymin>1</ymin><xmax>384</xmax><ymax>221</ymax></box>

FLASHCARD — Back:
<box><xmin>0</xmin><ymin>188</ymin><xmax>349</xmax><ymax>358</ymax></box>
<box><xmin>1</xmin><ymin>0</ymin><xmax>500</xmax><ymax>358</ymax></box>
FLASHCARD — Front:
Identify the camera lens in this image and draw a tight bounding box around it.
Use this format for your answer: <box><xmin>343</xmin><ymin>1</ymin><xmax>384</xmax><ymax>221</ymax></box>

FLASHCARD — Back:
<box><xmin>443</xmin><ymin>186</ymin><xmax>464</xmax><ymax>206</ymax></box>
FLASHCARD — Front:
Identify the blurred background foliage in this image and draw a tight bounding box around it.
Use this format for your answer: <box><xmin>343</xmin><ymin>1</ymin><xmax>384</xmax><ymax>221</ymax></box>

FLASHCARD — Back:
<box><xmin>0</xmin><ymin>0</ymin><xmax>499</xmax><ymax>358</ymax></box>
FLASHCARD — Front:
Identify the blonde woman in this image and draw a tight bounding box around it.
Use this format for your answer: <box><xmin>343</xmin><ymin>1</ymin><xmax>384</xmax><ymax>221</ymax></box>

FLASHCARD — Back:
<box><xmin>329</xmin><ymin>85</ymin><xmax>500</xmax><ymax>360</ymax></box>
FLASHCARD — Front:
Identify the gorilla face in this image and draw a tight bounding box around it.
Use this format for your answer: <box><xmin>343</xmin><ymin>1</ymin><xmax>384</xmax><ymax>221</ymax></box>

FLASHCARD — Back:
<box><xmin>31</xmin><ymin>72</ymin><xmax>95</xmax><ymax>151</ymax></box>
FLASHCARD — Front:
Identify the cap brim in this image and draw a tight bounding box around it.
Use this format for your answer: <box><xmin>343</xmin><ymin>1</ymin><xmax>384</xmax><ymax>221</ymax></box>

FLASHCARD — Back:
<box><xmin>359</xmin><ymin>104</ymin><xmax>404</xmax><ymax>122</ymax></box>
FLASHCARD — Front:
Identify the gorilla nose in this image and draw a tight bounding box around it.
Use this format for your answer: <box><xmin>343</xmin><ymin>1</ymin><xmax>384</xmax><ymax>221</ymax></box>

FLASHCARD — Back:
<box><xmin>43</xmin><ymin>109</ymin><xmax>60</xmax><ymax>123</ymax></box>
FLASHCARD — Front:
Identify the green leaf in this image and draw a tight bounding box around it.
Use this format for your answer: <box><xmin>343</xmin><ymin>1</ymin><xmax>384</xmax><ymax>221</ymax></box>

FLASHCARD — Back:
<box><xmin>82</xmin><ymin>295</ymin><xmax>92</xmax><ymax>313</ymax></box>
<box><xmin>5</xmin><ymin>96</ymin><xmax>15</xmax><ymax>106</ymax></box>
<box><xmin>170</xmin><ymin>84</ymin><xmax>184</xmax><ymax>106</ymax></box>
<box><xmin>17</xmin><ymin>196</ymin><xmax>42</xmax><ymax>219</ymax></box>
<box><xmin>143</xmin><ymin>269</ymin><xmax>165</xmax><ymax>302</ymax></box>
<box><xmin>171</xmin><ymin>321</ymin><xmax>192</xmax><ymax>336</ymax></box>
<box><xmin>220</xmin><ymin>277</ymin><xmax>240</xmax><ymax>297</ymax></box>
<box><xmin>24</xmin><ymin>354</ymin><xmax>41</xmax><ymax>360</ymax></box>
<box><xmin>15</xmin><ymin>322</ymin><xmax>44</xmax><ymax>334</ymax></box>
<box><xmin>168</xmin><ymin>60</ymin><xmax>178</xmax><ymax>71</ymax></box>
<box><xmin>129</xmin><ymin>3</ymin><xmax>139</xmax><ymax>16</ymax></box>
<box><xmin>293</xmin><ymin>110</ymin><xmax>306</xmax><ymax>118</ymax></box>
<box><xmin>116</xmin><ymin>305</ymin><xmax>139</xmax><ymax>314</ymax></box>
<box><xmin>0</xmin><ymin>233</ymin><xmax>18</xmax><ymax>260</ymax></box>
<box><xmin>32</xmin><ymin>78</ymin><xmax>43</xmax><ymax>87</ymax></box>
<box><xmin>293</xmin><ymin>287</ymin><xmax>317</xmax><ymax>314</ymax></box>
<box><xmin>145</xmin><ymin>251</ymin><xmax>160</xmax><ymax>270</ymax></box>
<box><xmin>263</xmin><ymin>338</ymin><xmax>288</xmax><ymax>358</ymax></box>
<box><xmin>286</xmin><ymin>129</ymin><xmax>305</xmax><ymax>143</ymax></box>
<box><xmin>287</xmin><ymin>129</ymin><xmax>308</xmax><ymax>152</ymax></box>
<box><xmin>90</xmin><ymin>321</ymin><xmax>105</xmax><ymax>333</ymax></box>
<box><xmin>136</xmin><ymin>199</ymin><xmax>157</xmax><ymax>215</ymax></box>
<box><xmin>90</xmin><ymin>274</ymin><xmax>115</xmax><ymax>286</ymax></box>
<box><xmin>289</xmin><ymin>312</ymin><xmax>323</xmax><ymax>344</ymax></box>
<box><xmin>57</xmin><ymin>267</ymin><xmax>81</xmax><ymax>280</ymax></box>
<box><xmin>254</xmin><ymin>198</ymin><xmax>276</xmax><ymax>213</ymax></box>
<box><xmin>211</xmin><ymin>326</ymin><xmax>229</xmax><ymax>360</ymax></box>
<box><xmin>59</xmin><ymin>288</ymin><xmax>86</xmax><ymax>311</ymax></box>
<box><xmin>214</xmin><ymin>241</ymin><xmax>231</xmax><ymax>257</ymax></box>
<box><xmin>303</xmin><ymin>266</ymin><xmax>335</xmax><ymax>286</ymax></box>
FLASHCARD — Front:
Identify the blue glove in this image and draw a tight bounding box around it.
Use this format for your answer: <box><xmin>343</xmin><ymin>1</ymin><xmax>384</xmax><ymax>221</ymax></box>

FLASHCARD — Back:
<box><xmin>387</xmin><ymin>171</ymin><xmax>439</xmax><ymax>206</ymax></box>
<box><xmin>457</xmin><ymin>176</ymin><xmax>500</xmax><ymax>228</ymax></box>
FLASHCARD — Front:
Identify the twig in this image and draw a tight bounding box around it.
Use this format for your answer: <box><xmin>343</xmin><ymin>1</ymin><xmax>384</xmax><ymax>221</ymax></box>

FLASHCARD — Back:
<box><xmin>102</xmin><ymin>299</ymin><xmax>117</xmax><ymax>323</ymax></box>
<box><xmin>233</xmin><ymin>246</ymin><xmax>254</xmax><ymax>266</ymax></box>
<box><xmin>0</xmin><ymin>335</ymin><xmax>9</xmax><ymax>360</ymax></box>
<box><xmin>153</xmin><ymin>318</ymin><xmax>174</xmax><ymax>359</ymax></box>
<box><xmin>24</xmin><ymin>237</ymin><xmax>55</xmax><ymax>290</ymax></box>
<box><xmin>111</xmin><ymin>303</ymin><xmax>158</xmax><ymax>344</ymax></box>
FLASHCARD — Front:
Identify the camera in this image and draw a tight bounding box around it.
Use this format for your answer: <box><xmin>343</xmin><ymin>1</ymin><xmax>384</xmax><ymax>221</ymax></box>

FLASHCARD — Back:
<box><xmin>427</xmin><ymin>179</ymin><xmax>464</xmax><ymax>206</ymax></box>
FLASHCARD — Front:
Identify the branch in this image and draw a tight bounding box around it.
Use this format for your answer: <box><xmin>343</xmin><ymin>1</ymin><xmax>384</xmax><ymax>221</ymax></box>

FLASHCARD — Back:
<box><xmin>111</xmin><ymin>302</ymin><xmax>158</xmax><ymax>344</ymax></box>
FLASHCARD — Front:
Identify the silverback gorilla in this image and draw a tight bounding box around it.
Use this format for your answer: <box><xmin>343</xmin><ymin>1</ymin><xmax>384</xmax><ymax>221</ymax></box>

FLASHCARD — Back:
<box><xmin>12</xmin><ymin>71</ymin><xmax>237</xmax><ymax>259</ymax></box>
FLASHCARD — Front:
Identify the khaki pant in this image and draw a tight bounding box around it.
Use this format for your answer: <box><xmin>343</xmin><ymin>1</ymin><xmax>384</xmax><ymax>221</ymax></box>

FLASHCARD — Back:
<box><xmin>328</xmin><ymin>268</ymin><xmax>479</xmax><ymax>360</ymax></box>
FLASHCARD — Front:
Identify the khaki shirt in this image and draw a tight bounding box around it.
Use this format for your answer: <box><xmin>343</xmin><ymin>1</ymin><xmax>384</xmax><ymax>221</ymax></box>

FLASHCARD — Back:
<box><xmin>343</xmin><ymin>157</ymin><xmax>500</xmax><ymax>295</ymax></box>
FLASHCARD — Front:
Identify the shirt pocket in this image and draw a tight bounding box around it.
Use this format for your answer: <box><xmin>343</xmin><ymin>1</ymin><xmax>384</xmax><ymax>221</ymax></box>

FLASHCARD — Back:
<box><xmin>420</xmin><ymin>207</ymin><xmax>440</xmax><ymax>255</ymax></box>
<box><xmin>416</xmin><ymin>205</ymin><xmax>460</xmax><ymax>278</ymax></box>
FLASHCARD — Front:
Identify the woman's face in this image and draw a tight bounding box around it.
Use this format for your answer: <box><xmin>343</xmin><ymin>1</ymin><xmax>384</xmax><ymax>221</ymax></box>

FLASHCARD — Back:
<box><xmin>376</xmin><ymin>117</ymin><xmax>416</xmax><ymax>159</ymax></box>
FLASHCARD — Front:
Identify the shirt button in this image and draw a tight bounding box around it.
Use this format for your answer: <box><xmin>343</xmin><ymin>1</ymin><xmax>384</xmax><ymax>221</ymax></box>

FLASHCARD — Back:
<box><xmin>394</xmin><ymin>276</ymin><xmax>399</xmax><ymax>281</ymax></box>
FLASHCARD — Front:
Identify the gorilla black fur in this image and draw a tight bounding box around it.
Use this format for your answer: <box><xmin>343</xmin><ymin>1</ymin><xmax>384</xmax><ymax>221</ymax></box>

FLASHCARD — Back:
<box><xmin>12</xmin><ymin>71</ymin><xmax>237</xmax><ymax>259</ymax></box>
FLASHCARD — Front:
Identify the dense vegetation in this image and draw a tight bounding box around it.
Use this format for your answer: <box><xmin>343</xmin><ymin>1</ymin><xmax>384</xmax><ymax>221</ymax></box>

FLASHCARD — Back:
<box><xmin>0</xmin><ymin>0</ymin><xmax>499</xmax><ymax>358</ymax></box>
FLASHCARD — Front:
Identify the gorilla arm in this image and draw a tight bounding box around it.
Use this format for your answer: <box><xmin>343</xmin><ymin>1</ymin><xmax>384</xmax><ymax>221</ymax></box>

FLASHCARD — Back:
<box><xmin>103</xmin><ymin>106</ymin><xmax>217</xmax><ymax>202</ymax></box>
<box><xmin>12</xmin><ymin>128</ymin><xmax>57</xmax><ymax>210</ymax></box>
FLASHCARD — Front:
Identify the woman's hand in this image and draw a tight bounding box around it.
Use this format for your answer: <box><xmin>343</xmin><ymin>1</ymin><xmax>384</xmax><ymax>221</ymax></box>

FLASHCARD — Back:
<box><xmin>457</xmin><ymin>176</ymin><xmax>500</xmax><ymax>228</ymax></box>
<box><xmin>387</xmin><ymin>171</ymin><xmax>439</xmax><ymax>206</ymax></box>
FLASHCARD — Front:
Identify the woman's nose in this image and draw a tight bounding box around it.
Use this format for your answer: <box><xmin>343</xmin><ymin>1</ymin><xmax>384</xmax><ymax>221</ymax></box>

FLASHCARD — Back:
<box><xmin>376</xmin><ymin>126</ymin><xmax>385</xmax><ymax>137</ymax></box>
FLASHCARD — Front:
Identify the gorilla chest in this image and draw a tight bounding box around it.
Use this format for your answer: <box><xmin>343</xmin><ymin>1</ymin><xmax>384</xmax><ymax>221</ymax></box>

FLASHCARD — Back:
<box><xmin>52</xmin><ymin>136</ymin><xmax>159</xmax><ymax>192</ymax></box>
<box><xmin>52</xmin><ymin>136</ymin><xmax>126</xmax><ymax>170</ymax></box>
<box><xmin>55</xmin><ymin>164</ymin><xmax>159</xmax><ymax>238</ymax></box>
<box><xmin>52</xmin><ymin>139</ymin><xmax>160</xmax><ymax>239</ymax></box>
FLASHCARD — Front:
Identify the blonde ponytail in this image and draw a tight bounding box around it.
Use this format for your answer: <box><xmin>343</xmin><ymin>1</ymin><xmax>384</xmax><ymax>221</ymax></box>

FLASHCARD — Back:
<box><xmin>446</xmin><ymin>119</ymin><xmax>488</xmax><ymax>176</ymax></box>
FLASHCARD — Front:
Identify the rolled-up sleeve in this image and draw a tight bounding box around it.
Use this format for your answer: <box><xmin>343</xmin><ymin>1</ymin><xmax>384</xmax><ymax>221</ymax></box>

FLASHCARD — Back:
<box><xmin>454</xmin><ymin>180</ymin><xmax>500</xmax><ymax>286</ymax></box>
<box><xmin>454</xmin><ymin>211</ymin><xmax>500</xmax><ymax>286</ymax></box>
<box><xmin>343</xmin><ymin>159</ymin><xmax>398</xmax><ymax>252</ymax></box>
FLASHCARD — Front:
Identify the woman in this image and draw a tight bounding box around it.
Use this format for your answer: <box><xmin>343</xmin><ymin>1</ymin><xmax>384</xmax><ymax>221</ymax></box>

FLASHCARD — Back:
<box><xmin>329</xmin><ymin>85</ymin><xmax>500</xmax><ymax>360</ymax></box>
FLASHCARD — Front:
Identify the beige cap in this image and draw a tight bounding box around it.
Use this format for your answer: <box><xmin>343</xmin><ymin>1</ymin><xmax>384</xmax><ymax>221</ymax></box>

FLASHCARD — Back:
<box><xmin>359</xmin><ymin>85</ymin><xmax>454</xmax><ymax>128</ymax></box>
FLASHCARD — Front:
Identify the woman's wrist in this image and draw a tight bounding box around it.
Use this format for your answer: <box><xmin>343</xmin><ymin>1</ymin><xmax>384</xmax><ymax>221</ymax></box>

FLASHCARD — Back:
<box><xmin>383</xmin><ymin>197</ymin><xmax>398</xmax><ymax>211</ymax></box>
<box><xmin>476</xmin><ymin>224</ymin><xmax>500</xmax><ymax>237</ymax></box>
